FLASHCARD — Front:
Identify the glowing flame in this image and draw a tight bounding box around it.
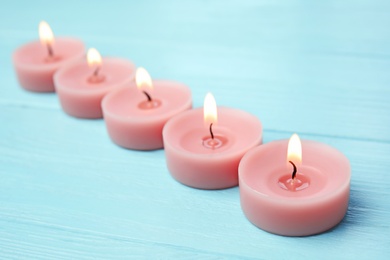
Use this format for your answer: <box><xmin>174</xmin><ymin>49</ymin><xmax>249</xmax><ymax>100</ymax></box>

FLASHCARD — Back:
<box><xmin>87</xmin><ymin>48</ymin><xmax>102</xmax><ymax>67</ymax></box>
<box><xmin>287</xmin><ymin>133</ymin><xmax>302</xmax><ymax>165</ymax></box>
<box><xmin>136</xmin><ymin>67</ymin><xmax>153</xmax><ymax>91</ymax></box>
<box><xmin>203</xmin><ymin>92</ymin><xmax>217</xmax><ymax>126</ymax></box>
<box><xmin>39</xmin><ymin>21</ymin><xmax>54</xmax><ymax>45</ymax></box>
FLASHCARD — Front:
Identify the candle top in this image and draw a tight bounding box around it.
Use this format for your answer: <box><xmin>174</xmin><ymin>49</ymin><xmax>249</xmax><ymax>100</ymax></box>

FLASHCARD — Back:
<box><xmin>13</xmin><ymin>37</ymin><xmax>85</xmax><ymax>68</ymax></box>
<box><xmin>54</xmin><ymin>57</ymin><xmax>136</xmax><ymax>91</ymax></box>
<box><xmin>102</xmin><ymin>80</ymin><xmax>192</xmax><ymax>119</ymax></box>
<box><xmin>239</xmin><ymin>139</ymin><xmax>351</xmax><ymax>203</ymax></box>
<box><xmin>163</xmin><ymin>107</ymin><xmax>262</xmax><ymax>157</ymax></box>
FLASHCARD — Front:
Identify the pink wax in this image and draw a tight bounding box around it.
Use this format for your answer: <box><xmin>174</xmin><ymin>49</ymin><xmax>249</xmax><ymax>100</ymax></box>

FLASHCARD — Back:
<box><xmin>102</xmin><ymin>80</ymin><xmax>192</xmax><ymax>150</ymax></box>
<box><xmin>13</xmin><ymin>38</ymin><xmax>85</xmax><ymax>92</ymax></box>
<box><xmin>163</xmin><ymin>107</ymin><xmax>263</xmax><ymax>189</ymax></box>
<box><xmin>239</xmin><ymin>139</ymin><xmax>351</xmax><ymax>236</ymax></box>
<box><xmin>54</xmin><ymin>58</ymin><xmax>136</xmax><ymax>119</ymax></box>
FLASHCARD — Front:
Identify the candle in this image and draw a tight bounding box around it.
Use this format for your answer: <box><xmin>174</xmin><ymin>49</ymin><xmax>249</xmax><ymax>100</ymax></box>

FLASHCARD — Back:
<box><xmin>13</xmin><ymin>21</ymin><xmax>85</xmax><ymax>92</ymax></box>
<box><xmin>102</xmin><ymin>67</ymin><xmax>192</xmax><ymax>150</ymax></box>
<box><xmin>54</xmin><ymin>48</ymin><xmax>136</xmax><ymax>118</ymax></box>
<box><xmin>163</xmin><ymin>93</ymin><xmax>263</xmax><ymax>189</ymax></box>
<box><xmin>239</xmin><ymin>134</ymin><xmax>351</xmax><ymax>236</ymax></box>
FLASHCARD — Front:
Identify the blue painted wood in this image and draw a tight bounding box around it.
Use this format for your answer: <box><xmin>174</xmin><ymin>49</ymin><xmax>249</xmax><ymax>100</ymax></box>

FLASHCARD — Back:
<box><xmin>1</xmin><ymin>0</ymin><xmax>390</xmax><ymax>258</ymax></box>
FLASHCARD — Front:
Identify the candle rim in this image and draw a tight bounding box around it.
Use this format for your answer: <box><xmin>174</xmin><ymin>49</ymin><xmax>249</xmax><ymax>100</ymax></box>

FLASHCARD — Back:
<box><xmin>53</xmin><ymin>57</ymin><xmax>136</xmax><ymax>92</ymax></box>
<box><xmin>238</xmin><ymin>139</ymin><xmax>351</xmax><ymax>204</ymax></box>
<box><xmin>102</xmin><ymin>80</ymin><xmax>192</xmax><ymax>120</ymax></box>
<box><xmin>163</xmin><ymin>106</ymin><xmax>263</xmax><ymax>159</ymax></box>
<box><xmin>13</xmin><ymin>37</ymin><xmax>85</xmax><ymax>70</ymax></box>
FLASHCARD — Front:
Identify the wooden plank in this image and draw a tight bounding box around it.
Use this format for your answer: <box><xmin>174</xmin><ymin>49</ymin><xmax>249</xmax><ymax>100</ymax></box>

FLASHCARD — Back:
<box><xmin>1</xmin><ymin>0</ymin><xmax>390</xmax><ymax>258</ymax></box>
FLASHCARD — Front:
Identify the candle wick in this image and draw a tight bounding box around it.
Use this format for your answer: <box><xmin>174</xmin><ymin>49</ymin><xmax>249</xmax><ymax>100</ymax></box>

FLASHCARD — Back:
<box><xmin>93</xmin><ymin>66</ymin><xmax>100</xmax><ymax>77</ymax></box>
<box><xmin>47</xmin><ymin>43</ymin><xmax>54</xmax><ymax>57</ymax></box>
<box><xmin>142</xmin><ymin>91</ymin><xmax>152</xmax><ymax>102</ymax></box>
<box><xmin>289</xmin><ymin>161</ymin><xmax>297</xmax><ymax>180</ymax></box>
<box><xmin>209</xmin><ymin>123</ymin><xmax>214</xmax><ymax>140</ymax></box>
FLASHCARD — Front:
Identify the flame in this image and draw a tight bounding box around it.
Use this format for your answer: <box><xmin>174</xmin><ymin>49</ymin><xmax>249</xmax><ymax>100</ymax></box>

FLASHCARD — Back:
<box><xmin>39</xmin><ymin>21</ymin><xmax>54</xmax><ymax>45</ymax></box>
<box><xmin>287</xmin><ymin>133</ymin><xmax>302</xmax><ymax>165</ymax></box>
<box><xmin>135</xmin><ymin>67</ymin><xmax>153</xmax><ymax>91</ymax></box>
<box><xmin>87</xmin><ymin>48</ymin><xmax>102</xmax><ymax>67</ymax></box>
<box><xmin>203</xmin><ymin>92</ymin><xmax>217</xmax><ymax>126</ymax></box>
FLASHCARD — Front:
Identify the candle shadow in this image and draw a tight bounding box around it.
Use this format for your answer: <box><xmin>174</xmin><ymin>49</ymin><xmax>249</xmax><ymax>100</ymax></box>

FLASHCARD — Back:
<box><xmin>23</xmin><ymin>90</ymin><xmax>57</xmax><ymax>95</ymax></box>
<box><xmin>178</xmin><ymin>182</ymin><xmax>240</xmax><ymax>194</ymax></box>
<box><xmin>174</xmin><ymin>180</ymin><xmax>241</xmax><ymax>203</ymax></box>
<box><xmin>65</xmin><ymin>115</ymin><xmax>104</xmax><ymax>121</ymax></box>
<box><xmin>199</xmin><ymin>186</ymin><xmax>240</xmax><ymax>194</ymax></box>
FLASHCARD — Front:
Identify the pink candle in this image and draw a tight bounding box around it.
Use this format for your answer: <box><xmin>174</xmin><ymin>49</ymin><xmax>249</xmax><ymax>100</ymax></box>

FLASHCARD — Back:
<box><xmin>54</xmin><ymin>48</ymin><xmax>136</xmax><ymax>118</ymax></box>
<box><xmin>239</xmin><ymin>134</ymin><xmax>351</xmax><ymax>236</ymax></box>
<box><xmin>102</xmin><ymin>67</ymin><xmax>192</xmax><ymax>150</ymax></box>
<box><xmin>163</xmin><ymin>93</ymin><xmax>263</xmax><ymax>189</ymax></box>
<box><xmin>13</xmin><ymin>21</ymin><xmax>85</xmax><ymax>92</ymax></box>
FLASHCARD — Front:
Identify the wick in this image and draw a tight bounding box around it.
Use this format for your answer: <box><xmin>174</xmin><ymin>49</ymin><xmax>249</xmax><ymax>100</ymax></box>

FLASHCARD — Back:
<box><xmin>209</xmin><ymin>123</ymin><xmax>214</xmax><ymax>140</ymax></box>
<box><xmin>47</xmin><ymin>43</ymin><xmax>54</xmax><ymax>57</ymax></box>
<box><xmin>289</xmin><ymin>161</ymin><xmax>297</xmax><ymax>180</ymax></box>
<box><xmin>93</xmin><ymin>66</ymin><xmax>100</xmax><ymax>77</ymax></box>
<box><xmin>142</xmin><ymin>91</ymin><xmax>152</xmax><ymax>102</ymax></box>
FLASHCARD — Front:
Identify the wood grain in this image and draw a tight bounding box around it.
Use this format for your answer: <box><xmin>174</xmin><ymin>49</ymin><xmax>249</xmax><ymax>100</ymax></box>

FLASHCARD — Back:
<box><xmin>1</xmin><ymin>0</ymin><xmax>389</xmax><ymax>259</ymax></box>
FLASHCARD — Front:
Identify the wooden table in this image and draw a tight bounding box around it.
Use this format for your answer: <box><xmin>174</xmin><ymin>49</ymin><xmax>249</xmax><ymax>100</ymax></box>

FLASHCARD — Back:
<box><xmin>1</xmin><ymin>1</ymin><xmax>389</xmax><ymax>258</ymax></box>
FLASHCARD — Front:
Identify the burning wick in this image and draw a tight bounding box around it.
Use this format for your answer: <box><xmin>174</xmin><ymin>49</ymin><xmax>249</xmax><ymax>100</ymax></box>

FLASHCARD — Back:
<box><xmin>135</xmin><ymin>67</ymin><xmax>154</xmax><ymax>102</ymax></box>
<box><xmin>287</xmin><ymin>133</ymin><xmax>301</xmax><ymax>181</ymax></box>
<box><xmin>204</xmin><ymin>92</ymin><xmax>217</xmax><ymax>140</ymax></box>
<box><xmin>142</xmin><ymin>90</ymin><xmax>152</xmax><ymax>102</ymax></box>
<box><xmin>39</xmin><ymin>21</ymin><xmax>55</xmax><ymax>58</ymax></box>
<box><xmin>87</xmin><ymin>48</ymin><xmax>103</xmax><ymax>82</ymax></box>
<box><xmin>209</xmin><ymin>123</ymin><xmax>214</xmax><ymax>140</ymax></box>
<box><xmin>47</xmin><ymin>43</ymin><xmax>54</xmax><ymax>57</ymax></box>
<box><xmin>93</xmin><ymin>66</ymin><xmax>100</xmax><ymax>77</ymax></box>
<box><xmin>289</xmin><ymin>161</ymin><xmax>297</xmax><ymax>180</ymax></box>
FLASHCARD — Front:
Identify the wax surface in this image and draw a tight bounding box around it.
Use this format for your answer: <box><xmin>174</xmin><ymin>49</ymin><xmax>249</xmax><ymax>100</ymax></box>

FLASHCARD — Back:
<box><xmin>102</xmin><ymin>80</ymin><xmax>192</xmax><ymax>150</ymax></box>
<box><xmin>239</xmin><ymin>140</ymin><xmax>351</xmax><ymax>236</ymax></box>
<box><xmin>163</xmin><ymin>107</ymin><xmax>262</xmax><ymax>189</ymax></box>
<box><xmin>54</xmin><ymin>58</ymin><xmax>136</xmax><ymax>118</ymax></box>
<box><xmin>13</xmin><ymin>37</ymin><xmax>85</xmax><ymax>92</ymax></box>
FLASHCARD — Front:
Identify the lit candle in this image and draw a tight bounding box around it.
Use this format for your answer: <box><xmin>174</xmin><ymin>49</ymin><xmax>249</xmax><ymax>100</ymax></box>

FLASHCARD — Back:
<box><xmin>163</xmin><ymin>93</ymin><xmax>263</xmax><ymax>189</ymax></box>
<box><xmin>54</xmin><ymin>48</ymin><xmax>136</xmax><ymax>118</ymax></box>
<box><xmin>239</xmin><ymin>134</ymin><xmax>351</xmax><ymax>236</ymax></box>
<box><xmin>12</xmin><ymin>21</ymin><xmax>85</xmax><ymax>92</ymax></box>
<box><xmin>102</xmin><ymin>67</ymin><xmax>192</xmax><ymax>150</ymax></box>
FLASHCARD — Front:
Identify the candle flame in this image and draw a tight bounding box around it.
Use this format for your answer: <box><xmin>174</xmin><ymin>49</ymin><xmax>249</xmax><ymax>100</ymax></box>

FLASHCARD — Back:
<box><xmin>87</xmin><ymin>48</ymin><xmax>102</xmax><ymax>67</ymax></box>
<box><xmin>203</xmin><ymin>92</ymin><xmax>217</xmax><ymax>126</ymax></box>
<box><xmin>135</xmin><ymin>67</ymin><xmax>153</xmax><ymax>91</ymax></box>
<box><xmin>287</xmin><ymin>133</ymin><xmax>302</xmax><ymax>165</ymax></box>
<box><xmin>39</xmin><ymin>21</ymin><xmax>54</xmax><ymax>45</ymax></box>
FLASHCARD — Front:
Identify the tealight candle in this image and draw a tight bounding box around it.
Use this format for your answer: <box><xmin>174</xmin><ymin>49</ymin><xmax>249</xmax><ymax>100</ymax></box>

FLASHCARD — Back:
<box><xmin>13</xmin><ymin>21</ymin><xmax>85</xmax><ymax>92</ymax></box>
<box><xmin>239</xmin><ymin>134</ymin><xmax>351</xmax><ymax>236</ymax></box>
<box><xmin>102</xmin><ymin>67</ymin><xmax>192</xmax><ymax>150</ymax></box>
<box><xmin>54</xmin><ymin>48</ymin><xmax>136</xmax><ymax>118</ymax></box>
<box><xmin>163</xmin><ymin>93</ymin><xmax>263</xmax><ymax>189</ymax></box>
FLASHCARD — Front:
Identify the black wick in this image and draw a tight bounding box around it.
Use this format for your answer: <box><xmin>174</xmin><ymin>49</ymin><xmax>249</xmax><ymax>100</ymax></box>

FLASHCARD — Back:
<box><xmin>209</xmin><ymin>123</ymin><xmax>214</xmax><ymax>139</ymax></box>
<box><xmin>47</xmin><ymin>43</ymin><xmax>54</xmax><ymax>57</ymax></box>
<box><xmin>93</xmin><ymin>66</ymin><xmax>100</xmax><ymax>77</ymax></box>
<box><xmin>142</xmin><ymin>91</ymin><xmax>152</xmax><ymax>102</ymax></box>
<box><xmin>289</xmin><ymin>161</ymin><xmax>297</xmax><ymax>180</ymax></box>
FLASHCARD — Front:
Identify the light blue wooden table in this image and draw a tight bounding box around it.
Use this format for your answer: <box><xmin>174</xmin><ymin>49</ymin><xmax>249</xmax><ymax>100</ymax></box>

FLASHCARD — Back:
<box><xmin>1</xmin><ymin>1</ymin><xmax>390</xmax><ymax>259</ymax></box>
